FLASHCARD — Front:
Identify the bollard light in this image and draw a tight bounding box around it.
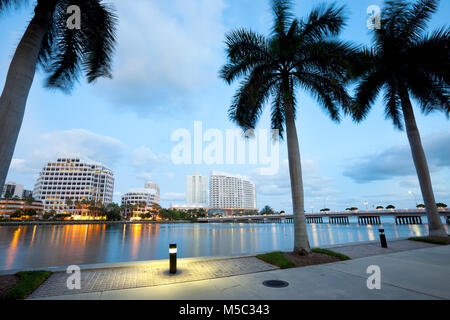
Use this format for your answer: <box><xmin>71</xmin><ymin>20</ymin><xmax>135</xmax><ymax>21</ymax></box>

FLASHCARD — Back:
<box><xmin>169</xmin><ymin>243</ymin><xmax>177</xmax><ymax>274</ymax></box>
<box><xmin>378</xmin><ymin>229</ymin><xmax>387</xmax><ymax>248</ymax></box>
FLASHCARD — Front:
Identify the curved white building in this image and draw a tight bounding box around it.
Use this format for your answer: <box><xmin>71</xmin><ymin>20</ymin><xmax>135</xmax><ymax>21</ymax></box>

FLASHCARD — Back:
<box><xmin>33</xmin><ymin>157</ymin><xmax>114</xmax><ymax>214</ymax></box>
<box><xmin>121</xmin><ymin>182</ymin><xmax>160</xmax><ymax>217</ymax></box>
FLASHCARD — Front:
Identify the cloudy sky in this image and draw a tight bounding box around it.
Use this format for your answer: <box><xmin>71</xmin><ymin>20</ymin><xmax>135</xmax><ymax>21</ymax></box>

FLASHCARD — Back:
<box><xmin>1</xmin><ymin>0</ymin><xmax>449</xmax><ymax>212</ymax></box>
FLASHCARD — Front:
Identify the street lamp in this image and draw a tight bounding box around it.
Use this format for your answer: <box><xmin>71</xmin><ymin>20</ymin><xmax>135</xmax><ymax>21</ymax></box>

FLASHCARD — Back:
<box><xmin>408</xmin><ymin>191</ymin><xmax>418</xmax><ymax>207</ymax></box>
<box><xmin>169</xmin><ymin>244</ymin><xmax>177</xmax><ymax>274</ymax></box>
<box><xmin>364</xmin><ymin>201</ymin><xmax>369</xmax><ymax>211</ymax></box>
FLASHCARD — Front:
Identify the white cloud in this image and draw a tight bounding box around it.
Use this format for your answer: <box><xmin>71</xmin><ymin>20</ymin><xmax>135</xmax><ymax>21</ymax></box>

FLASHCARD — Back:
<box><xmin>343</xmin><ymin>131</ymin><xmax>450</xmax><ymax>183</ymax></box>
<box><xmin>135</xmin><ymin>172</ymin><xmax>153</xmax><ymax>181</ymax></box>
<box><xmin>252</xmin><ymin>159</ymin><xmax>337</xmax><ymax>197</ymax></box>
<box><xmin>8</xmin><ymin>129</ymin><xmax>124</xmax><ymax>175</ymax></box>
<box><xmin>9</xmin><ymin>158</ymin><xmax>37</xmax><ymax>174</ymax></box>
<box><xmin>131</xmin><ymin>146</ymin><xmax>160</xmax><ymax>167</ymax></box>
<box><xmin>130</xmin><ymin>146</ymin><xmax>169</xmax><ymax>173</ymax></box>
<box><xmin>99</xmin><ymin>0</ymin><xmax>226</xmax><ymax>115</ymax></box>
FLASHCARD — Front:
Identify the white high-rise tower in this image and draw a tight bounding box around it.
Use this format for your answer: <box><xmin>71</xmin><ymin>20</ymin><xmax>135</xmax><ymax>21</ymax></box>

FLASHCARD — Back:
<box><xmin>186</xmin><ymin>173</ymin><xmax>208</xmax><ymax>205</ymax></box>
<box><xmin>209</xmin><ymin>171</ymin><xmax>256</xmax><ymax>209</ymax></box>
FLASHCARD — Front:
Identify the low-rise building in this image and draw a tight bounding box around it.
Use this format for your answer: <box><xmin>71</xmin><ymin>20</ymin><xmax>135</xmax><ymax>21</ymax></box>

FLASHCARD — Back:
<box><xmin>0</xmin><ymin>199</ymin><xmax>45</xmax><ymax>217</ymax></box>
<box><xmin>1</xmin><ymin>181</ymin><xmax>32</xmax><ymax>199</ymax></box>
<box><xmin>121</xmin><ymin>182</ymin><xmax>160</xmax><ymax>218</ymax></box>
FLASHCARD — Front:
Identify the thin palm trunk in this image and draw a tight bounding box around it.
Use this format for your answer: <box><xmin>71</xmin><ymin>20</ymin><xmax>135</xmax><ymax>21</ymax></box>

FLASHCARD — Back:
<box><xmin>285</xmin><ymin>100</ymin><xmax>311</xmax><ymax>254</ymax></box>
<box><xmin>0</xmin><ymin>9</ymin><xmax>49</xmax><ymax>191</ymax></box>
<box><xmin>400</xmin><ymin>90</ymin><xmax>447</xmax><ymax>237</ymax></box>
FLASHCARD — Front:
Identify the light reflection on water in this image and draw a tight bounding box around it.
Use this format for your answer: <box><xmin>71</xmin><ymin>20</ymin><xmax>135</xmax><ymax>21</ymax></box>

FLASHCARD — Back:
<box><xmin>0</xmin><ymin>218</ymin><xmax>448</xmax><ymax>270</ymax></box>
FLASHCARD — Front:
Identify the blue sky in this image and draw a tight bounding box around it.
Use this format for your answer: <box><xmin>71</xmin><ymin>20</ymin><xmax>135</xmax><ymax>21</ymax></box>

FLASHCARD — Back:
<box><xmin>1</xmin><ymin>0</ymin><xmax>449</xmax><ymax>212</ymax></box>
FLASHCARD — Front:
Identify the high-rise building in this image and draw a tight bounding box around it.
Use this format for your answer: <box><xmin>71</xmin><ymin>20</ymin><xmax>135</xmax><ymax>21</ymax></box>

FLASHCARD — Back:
<box><xmin>186</xmin><ymin>173</ymin><xmax>208</xmax><ymax>205</ymax></box>
<box><xmin>209</xmin><ymin>171</ymin><xmax>256</xmax><ymax>210</ymax></box>
<box><xmin>33</xmin><ymin>157</ymin><xmax>114</xmax><ymax>214</ymax></box>
<box><xmin>1</xmin><ymin>181</ymin><xmax>25</xmax><ymax>199</ymax></box>
<box><xmin>121</xmin><ymin>181</ymin><xmax>160</xmax><ymax>217</ymax></box>
<box><xmin>144</xmin><ymin>181</ymin><xmax>160</xmax><ymax>204</ymax></box>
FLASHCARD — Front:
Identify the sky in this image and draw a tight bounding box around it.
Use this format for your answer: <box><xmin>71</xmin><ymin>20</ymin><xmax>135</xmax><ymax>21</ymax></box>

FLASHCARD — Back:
<box><xmin>1</xmin><ymin>0</ymin><xmax>449</xmax><ymax>212</ymax></box>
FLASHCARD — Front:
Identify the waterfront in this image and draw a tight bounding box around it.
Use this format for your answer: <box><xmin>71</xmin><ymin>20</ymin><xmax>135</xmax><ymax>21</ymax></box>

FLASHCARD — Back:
<box><xmin>1</xmin><ymin>218</ymin><xmax>448</xmax><ymax>271</ymax></box>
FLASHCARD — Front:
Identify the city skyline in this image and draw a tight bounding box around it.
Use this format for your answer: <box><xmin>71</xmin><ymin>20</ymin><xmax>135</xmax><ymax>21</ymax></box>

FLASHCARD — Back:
<box><xmin>1</xmin><ymin>0</ymin><xmax>449</xmax><ymax>212</ymax></box>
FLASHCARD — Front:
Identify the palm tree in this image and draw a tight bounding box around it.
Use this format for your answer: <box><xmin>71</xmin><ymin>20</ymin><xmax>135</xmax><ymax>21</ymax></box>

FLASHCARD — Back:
<box><xmin>0</xmin><ymin>0</ymin><xmax>117</xmax><ymax>190</ymax></box>
<box><xmin>260</xmin><ymin>205</ymin><xmax>275</xmax><ymax>215</ymax></box>
<box><xmin>349</xmin><ymin>0</ymin><xmax>448</xmax><ymax>237</ymax></box>
<box><xmin>220</xmin><ymin>0</ymin><xmax>358</xmax><ymax>254</ymax></box>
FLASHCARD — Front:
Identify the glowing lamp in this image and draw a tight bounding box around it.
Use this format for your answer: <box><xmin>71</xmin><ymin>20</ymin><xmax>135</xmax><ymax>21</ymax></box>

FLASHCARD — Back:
<box><xmin>169</xmin><ymin>243</ymin><xmax>177</xmax><ymax>274</ymax></box>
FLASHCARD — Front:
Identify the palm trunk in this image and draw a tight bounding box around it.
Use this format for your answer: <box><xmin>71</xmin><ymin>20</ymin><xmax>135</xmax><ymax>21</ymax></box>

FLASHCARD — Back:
<box><xmin>0</xmin><ymin>4</ymin><xmax>51</xmax><ymax>191</ymax></box>
<box><xmin>285</xmin><ymin>100</ymin><xmax>311</xmax><ymax>255</ymax></box>
<box><xmin>400</xmin><ymin>91</ymin><xmax>447</xmax><ymax>238</ymax></box>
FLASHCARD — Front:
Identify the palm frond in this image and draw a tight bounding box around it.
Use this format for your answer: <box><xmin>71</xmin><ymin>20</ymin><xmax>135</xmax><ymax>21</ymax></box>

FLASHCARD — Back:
<box><xmin>81</xmin><ymin>0</ymin><xmax>118</xmax><ymax>82</ymax></box>
<box><xmin>352</xmin><ymin>68</ymin><xmax>386</xmax><ymax>122</ymax></box>
<box><xmin>408</xmin><ymin>70</ymin><xmax>449</xmax><ymax>116</ymax></box>
<box><xmin>44</xmin><ymin>1</ymin><xmax>83</xmax><ymax>90</ymax></box>
<box><xmin>271</xmin><ymin>0</ymin><xmax>294</xmax><ymax>37</ymax></box>
<box><xmin>270</xmin><ymin>84</ymin><xmax>285</xmax><ymax>139</ymax></box>
<box><xmin>223</xmin><ymin>29</ymin><xmax>272</xmax><ymax>64</ymax></box>
<box><xmin>407</xmin><ymin>27</ymin><xmax>450</xmax><ymax>85</ymax></box>
<box><xmin>383</xmin><ymin>82</ymin><xmax>403</xmax><ymax>129</ymax></box>
<box><xmin>220</xmin><ymin>29</ymin><xmax>272</xmax><ymax>83</ymax></box>
<box><xmin>402</xmin><ymin>0</ymin><xmax>439</xmax><ymax>43</ymax></box>
<box><xmin>42</xmin><ymin>0</ymin><xmax>117</xmax><ymax>90</ymax></box>
<box><xmin>0</xmin><ymin>0</ymin><xmax>25</xmax><ymax>12</ymax></box>
<box><xmin>300</xmin><ymin>2</ymin><xmax>346</xmax><ymax>42</ymax></box>
<box><xmin>298</xmin><ymin>40</ymin><xmax>360</xmax><ymax>82</ymax></box>
<box><xmin>228</xmin><ymin>66</ymin><xmax>277</xmax><ymax>131</ymax></box>
<box><xmin>296</xmin><ymin>71</ymin><xmax>352</xmax><ymax>122</ymax></box>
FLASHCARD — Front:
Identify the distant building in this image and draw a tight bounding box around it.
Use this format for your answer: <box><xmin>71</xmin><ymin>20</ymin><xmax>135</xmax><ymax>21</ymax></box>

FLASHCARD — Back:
<box><xmin>170</xmin><ymin>204</ymin><xmax>208</xmax><ymax>212</ymax></box>
<box><xmin>22</xmin><ymin>190</ymin><xmax>33</xmax><ymax>199</ymax></box>
<box><xmin>186</xmin><ymin>173</ymin><xmax>208</xmax><ymax>205</ymax></box>
<box><xmin>1</xmin><ymin>181</ymin><xmax>31</xmax><ymax>199</ymax></box>
<box><xmin>209</xmin><ymin>171</ymin><xmax>256</xmax><ymax>214</ymax></box>
<box><xmin>33</xmin><ymin>157</ymin><xmax>115</xmax><ymax>214</ymax></box>
<box><xmin>144</xmin><ymin>181</ymin><xmax>160</xmax><ymax>204</ymax></box>
<box><xmin>0</xmin><ymin>199</ymin><xmax>44</xmax><ymax>217</ymax></box>
<box><xmin>121</xmin><ymin>181</ymin><xmax>160</xmax><ymax>218</ymax></box>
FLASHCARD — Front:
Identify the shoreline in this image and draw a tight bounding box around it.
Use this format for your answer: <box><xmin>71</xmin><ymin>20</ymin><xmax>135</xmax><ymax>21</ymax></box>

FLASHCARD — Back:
<box><xmin>0</xmin><ymin>220</ymin><xmax>191</xmax><ymax>226</ymax></box>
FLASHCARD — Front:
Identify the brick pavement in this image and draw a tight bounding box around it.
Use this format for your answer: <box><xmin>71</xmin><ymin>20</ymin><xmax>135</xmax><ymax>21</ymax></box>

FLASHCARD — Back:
<box><xmin>28</xmin><ymin>257</ymin><xmax>277</xmax><ymax>299</ymax></box>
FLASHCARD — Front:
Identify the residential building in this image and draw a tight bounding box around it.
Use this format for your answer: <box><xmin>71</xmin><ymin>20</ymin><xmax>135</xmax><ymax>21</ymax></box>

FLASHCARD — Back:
<box><xmin>209</xmin><ymin>171</ymin><xmax>256</xmax><ymax>214</ymax></box>
<box><xmin>1</xmin><ymin>181</ymin><xmax>30</xmax><ymax>199</ymax></box>
<box><xmin>33</xmin><ymin>157</ymin><xmax>114</xmax><ymax>214</ymax></box>
<box><xmin>186</xmin><ymin>173</ymin><xmax>208</xmax><ymax>205</ymax></box>
<box><xmin>121</xmin><ymin>181</ymin><xmax>160</xmax><ymax>218</ymax></box>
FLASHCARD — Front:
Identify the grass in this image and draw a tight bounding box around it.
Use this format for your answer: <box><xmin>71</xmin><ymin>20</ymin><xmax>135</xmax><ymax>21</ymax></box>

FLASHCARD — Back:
<box><xmin>2</xmin><ymin>271</ymin><xmax>51</xmax><ymax>300</ymax></box>
<box><xmin>311</xmin><ymin>248</ymin><xmax>351</xmax><ymax>261</ymax></box>
<box><xmin>408</xmin><ymin>236</ymin><xmax>449</xmax><ymax>245</ymax></box>
<box><xmin>256</xmin><ymin>251</ymin><xmax>295</xmax><ymax>269</ymax></box>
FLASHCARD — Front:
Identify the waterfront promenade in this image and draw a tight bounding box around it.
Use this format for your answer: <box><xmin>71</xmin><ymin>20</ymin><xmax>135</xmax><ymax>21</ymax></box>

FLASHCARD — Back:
<box><xmin>27</xmin><ymin>239</ymin><xmax>450</xmax><ymax>300</ymax></box>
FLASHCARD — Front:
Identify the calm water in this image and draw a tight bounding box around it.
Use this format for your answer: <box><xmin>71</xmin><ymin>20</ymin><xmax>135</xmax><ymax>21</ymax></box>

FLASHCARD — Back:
<box><xmin>0</xmin><ymin>218</ymin><xmax>448</xmax><ymax>270</ymax></box>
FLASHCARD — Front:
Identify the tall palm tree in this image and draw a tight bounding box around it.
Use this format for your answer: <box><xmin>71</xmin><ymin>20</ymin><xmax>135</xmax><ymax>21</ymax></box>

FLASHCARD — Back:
<box><xmin>220</xmin><ymin>0</ymin><xmax>358</xmax><ymax>254</ymax></box>
<box><xmin>349</xmin><ymin>0</ymin><xmax>448</xmax><ymax>237</ymax></box>
<box><xmin>0</xmin><ymin>0</ymin><xmax>117</xmax><ymax>190</ymax></box>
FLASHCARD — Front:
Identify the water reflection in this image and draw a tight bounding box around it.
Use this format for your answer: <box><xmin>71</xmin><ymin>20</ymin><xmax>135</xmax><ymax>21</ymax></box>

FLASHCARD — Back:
<box><xmin>0</xmin><ymin>221</ymin><xmax>447</xmax><ymax>270</ymax></box>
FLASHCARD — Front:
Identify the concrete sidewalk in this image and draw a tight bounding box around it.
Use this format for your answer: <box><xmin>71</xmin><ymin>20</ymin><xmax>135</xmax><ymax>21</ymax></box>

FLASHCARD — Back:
<box><xmin>28</xmin><ymin>240</ymin><xmax>450</xmax><ymax>300</ymax></box>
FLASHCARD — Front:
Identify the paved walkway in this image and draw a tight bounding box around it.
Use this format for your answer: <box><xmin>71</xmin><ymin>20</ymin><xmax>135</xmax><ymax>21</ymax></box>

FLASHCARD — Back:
<box><xmin>326</xmin><ymin>238</ymin><xmax>437</xmax><ymax>259</ymax></box>
<box><xmin>28</xmin><ymin>239</ymin><xmax>450</xmax><ymax>300</ymax></box>
<box><xmin>28</xmin><ymin>257</ymin><xmax>277</xmax><ymax>299</ymax></box>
